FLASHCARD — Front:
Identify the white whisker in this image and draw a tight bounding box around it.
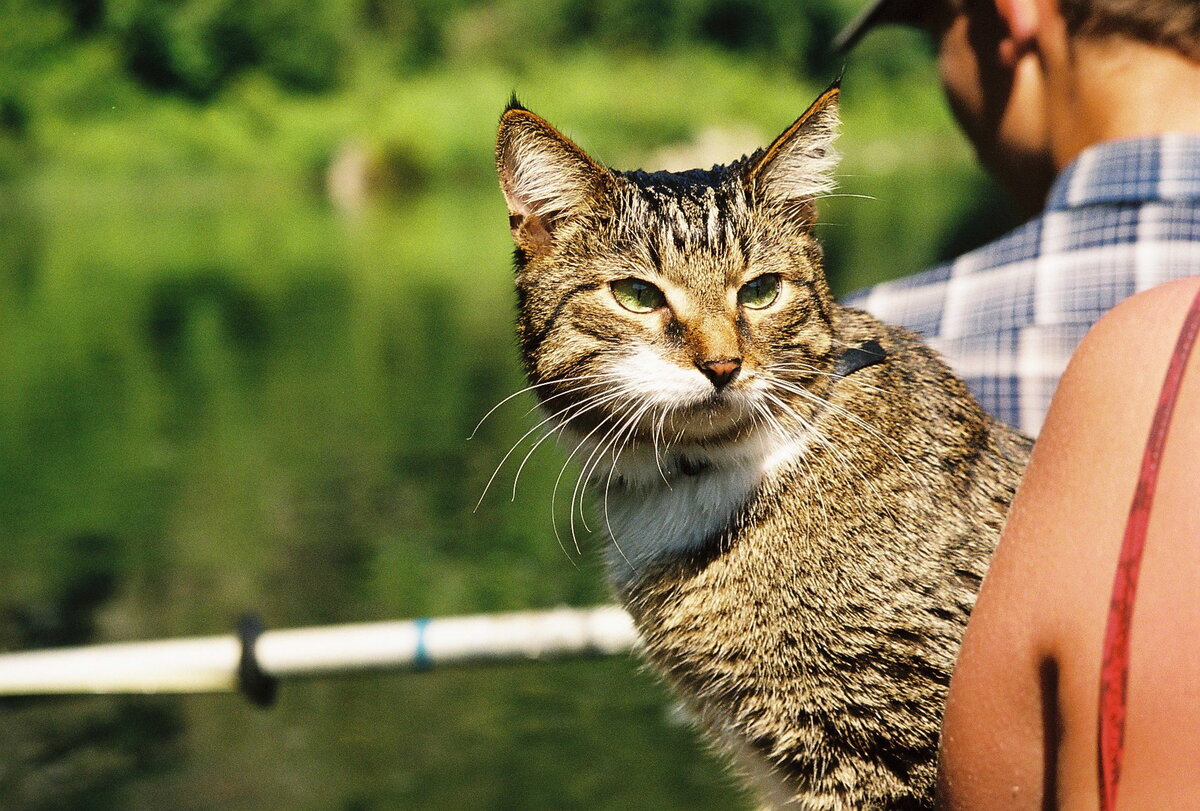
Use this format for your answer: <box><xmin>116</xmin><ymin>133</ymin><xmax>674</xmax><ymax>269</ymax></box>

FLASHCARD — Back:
<box><xmin>509</xmin><ymin>388</ymin><xmax>626</xmax><ymax>500</ymax></box>
<box><xmin>758</xmin><ymin>387</ymin><xmax>900</xmax><ymax>527</ymax></box>
<box><xmin>767</xmin><ymin>363</ymin><xmax>892</xmax><ymax>397</ymax></box>
<box><xmin>577</xmin><ymin>397</ymin><xmax>648</xmax><ymax>553</ymax></box>
<box><xmin>552</xmin><ymin>401</ymin><xmax>633</xmax><ymax>554</ymax></box>
<box><xmin>811</xmin><ymin>192</ymin><xmax>878</xmax><ymax>202</ymax></box>
<box><xmin>469</xmin><ymin>374</ymin><xmax>603</xmax><ymax>439</ymax></box>
<box><xmin>474</xmin><ymin>383</ymin><xmax>619</xmax><ymax>512</ymax></box>
<box><xmin>770</xmin><ymin>378</ymin><xmax>914</xmax><ymax>470</ymax></box>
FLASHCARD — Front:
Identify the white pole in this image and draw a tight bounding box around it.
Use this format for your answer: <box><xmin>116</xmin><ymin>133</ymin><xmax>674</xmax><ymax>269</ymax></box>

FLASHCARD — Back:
<box><xmin>0</xmin><ymin>606</ymin><xmax>639</xmax><ymax>699</ymax></box>
<box><xmin>0</xmin><ymin>635</ymin><xmax>242</xmax><ymax>695</ymax></box>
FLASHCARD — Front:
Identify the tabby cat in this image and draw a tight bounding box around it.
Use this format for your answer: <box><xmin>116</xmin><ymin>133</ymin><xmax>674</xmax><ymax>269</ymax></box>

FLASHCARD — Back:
<box><xmin>494</xmin><ymin>84</ymin><xmax>1031</xmax><ymax>810</ymax></box>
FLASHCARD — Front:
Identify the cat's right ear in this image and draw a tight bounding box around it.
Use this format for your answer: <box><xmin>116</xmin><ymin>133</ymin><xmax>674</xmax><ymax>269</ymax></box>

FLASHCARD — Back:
<box><xmin>496</xmin><ymin>100</ymin><xmax>607</xmax><ymax>254</ymax></box>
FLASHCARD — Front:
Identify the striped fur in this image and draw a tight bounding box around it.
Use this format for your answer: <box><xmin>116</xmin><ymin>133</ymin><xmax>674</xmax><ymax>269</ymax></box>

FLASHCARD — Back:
<box><xmin>495</xmin><ymin>86</ymin><xmax>1031</xmax><ymax>810</ymax></box>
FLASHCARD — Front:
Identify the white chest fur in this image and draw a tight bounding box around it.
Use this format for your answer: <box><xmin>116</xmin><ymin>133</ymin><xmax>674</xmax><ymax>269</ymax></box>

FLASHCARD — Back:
<box><xmin>587</xmin><ymin>431</ymin><xmax>808</xmax><ymax>589</ymax></box>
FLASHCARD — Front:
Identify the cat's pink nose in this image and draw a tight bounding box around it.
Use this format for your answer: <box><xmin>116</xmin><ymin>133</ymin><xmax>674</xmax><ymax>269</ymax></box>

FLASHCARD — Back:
<box><xmin>698</xmin><ymin>359</ymin><xmax>741</xmax><ymax>389</ymax></box>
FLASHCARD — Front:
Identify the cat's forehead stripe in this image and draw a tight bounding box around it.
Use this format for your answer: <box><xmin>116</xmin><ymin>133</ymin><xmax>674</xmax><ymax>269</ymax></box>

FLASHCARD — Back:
<box><xmin>614</xmin><ymin>167</ymin><xmax>751</xmax><ymax>260</ymax></box>
<box><xmin>617</xmin><ymin>166</ymin><xmax>747</xmax><ymax>211</ymax></box>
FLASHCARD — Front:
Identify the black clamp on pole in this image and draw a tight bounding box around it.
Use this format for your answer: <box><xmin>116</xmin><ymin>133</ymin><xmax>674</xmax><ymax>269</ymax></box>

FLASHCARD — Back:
<box><xmin>237</xmin><ymin>612</ymin><xmax>279</xmax><ymax>708</ymax></box>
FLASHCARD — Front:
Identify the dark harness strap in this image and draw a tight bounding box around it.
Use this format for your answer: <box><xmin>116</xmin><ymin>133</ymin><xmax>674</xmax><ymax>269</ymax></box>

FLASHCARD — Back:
<box><xmin>834</xmin><ymin>339</ymin><xmax>887</xmax><ymax>379</ymax></box>
<box><xmin>1098</xmin><ymin>286</ymin><xmax>1200</xmax><ymax>811</ymax></box>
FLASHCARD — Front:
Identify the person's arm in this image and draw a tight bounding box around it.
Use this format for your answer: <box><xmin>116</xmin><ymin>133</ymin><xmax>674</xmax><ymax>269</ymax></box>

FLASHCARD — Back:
<box><xmin>938</xmin><ymin>277</ymin><xmax>1200</xmax><ymax>811</ymax></box>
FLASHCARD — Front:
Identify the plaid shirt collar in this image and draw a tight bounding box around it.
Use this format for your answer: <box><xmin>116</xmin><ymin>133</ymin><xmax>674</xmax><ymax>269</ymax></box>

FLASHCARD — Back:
<box><xmin>845</xmin><ymin>133</ymin><xmax>1200</xmax><ymax>435</ymax></box>
<box><xmin>1046</xmin><ymin>133</ymin><xmax>1200</xmax><ymax>211</ymax></box>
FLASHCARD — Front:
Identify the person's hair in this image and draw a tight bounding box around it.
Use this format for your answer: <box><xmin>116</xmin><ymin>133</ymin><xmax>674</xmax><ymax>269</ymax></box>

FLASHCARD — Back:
<box><xmin>1060</xmin><ymin>0</ymin><xmax>1200</xmax><ymax>60</ymax></box>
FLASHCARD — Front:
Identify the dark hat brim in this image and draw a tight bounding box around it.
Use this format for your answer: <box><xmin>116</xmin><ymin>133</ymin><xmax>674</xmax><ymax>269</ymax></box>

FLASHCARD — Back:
<box><xmin>833</xmin><ymin>0</ymin><xmax>924</xmax><ymax>52</ymax></box>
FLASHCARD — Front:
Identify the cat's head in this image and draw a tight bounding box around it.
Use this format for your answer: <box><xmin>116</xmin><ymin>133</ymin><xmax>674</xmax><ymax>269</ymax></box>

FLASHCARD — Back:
<box><xmin>495</xmin><ymin>86</ymin><xmax>844</xmax><ymax>450</ymax></box>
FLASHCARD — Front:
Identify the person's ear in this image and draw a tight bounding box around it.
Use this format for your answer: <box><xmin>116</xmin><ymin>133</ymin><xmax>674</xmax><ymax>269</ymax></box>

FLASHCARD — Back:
<box><xmin>993</xmin><ymin>0</ymin><xmax>1041</xmax><ymax>67</ymax></box>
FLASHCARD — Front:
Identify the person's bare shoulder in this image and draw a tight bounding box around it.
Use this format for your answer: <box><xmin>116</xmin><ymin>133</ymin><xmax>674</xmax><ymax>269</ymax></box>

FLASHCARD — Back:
<box><xmin>1035</xmin><ymin>274</ymin><xmax>1200</xmax><ymax>647</ymax></box>
<box><xmin>1067</xmin><ymin>276</ymin><xmax>1200</xmax><ymax>402</ymax></box>
<box><xmin>1057</xmin><ymin>276</ymin><xmax>1200</xmax><ymax>810</ymax></box>
<box><xmin>939</xmin><ymin>276</ymin><xmax>1200</xmax><ymax>811</ymax></box>
<box><xmin>998</xmin><ymin>275</ymin><xmax>1200</xmax><ymax>627</ymax></box>
<box><xmin>969</xmin><ymin>275</ymin><xmax>1200</xmax><ymax>635</ymax></box>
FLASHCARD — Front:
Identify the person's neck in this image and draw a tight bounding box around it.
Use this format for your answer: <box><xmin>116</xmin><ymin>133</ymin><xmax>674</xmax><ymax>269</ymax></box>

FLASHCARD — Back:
<box><xmin>1047</xmin><ymin>37</ymin><xmax>1200</xmax><ymax>171</ymax></box>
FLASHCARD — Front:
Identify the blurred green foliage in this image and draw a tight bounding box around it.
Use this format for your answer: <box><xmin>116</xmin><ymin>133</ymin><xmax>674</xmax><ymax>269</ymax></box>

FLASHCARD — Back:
<box><xmin>105</xmin><ymin>0</ymin><xmax>355</xmax><ymax>97</ymax></box>
<box><xmin>0</xmin><ymin>1</ymin><xmax>1017</xmax><ymax>809</ymax></box>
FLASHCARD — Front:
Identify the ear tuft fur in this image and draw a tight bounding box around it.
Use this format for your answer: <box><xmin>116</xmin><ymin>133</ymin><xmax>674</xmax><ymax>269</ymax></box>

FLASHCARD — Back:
<box><xmin>504</xmin><ymin>93</ymin><xmax>527</xmax><ymax>116</ymax></box>
<box><xmin>746</xmin><ymin>83</ymin><xmax>842</xmax><ymax>223</ymax></box>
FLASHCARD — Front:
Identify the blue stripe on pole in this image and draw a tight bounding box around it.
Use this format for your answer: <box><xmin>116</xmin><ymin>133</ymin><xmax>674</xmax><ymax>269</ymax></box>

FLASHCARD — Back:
<box><xmin>413</xmin><ymin>618</ymin><xmax>432</xmax><ymax>670</ymax></box>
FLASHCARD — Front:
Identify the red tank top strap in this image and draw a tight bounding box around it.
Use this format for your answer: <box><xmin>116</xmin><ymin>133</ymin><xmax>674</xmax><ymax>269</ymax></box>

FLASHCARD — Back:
<box><xmin>1098</xmin><ymin>284</ymin><xmax>1200</xmax><ymax>811</ymax></box>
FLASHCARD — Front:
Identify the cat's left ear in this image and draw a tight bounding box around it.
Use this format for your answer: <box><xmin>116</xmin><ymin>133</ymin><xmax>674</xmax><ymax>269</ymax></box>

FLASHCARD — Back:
<box><xmin>745</xmin><ymin>83</ymin><xmax>841</xmax><ymax>227</ymax></box>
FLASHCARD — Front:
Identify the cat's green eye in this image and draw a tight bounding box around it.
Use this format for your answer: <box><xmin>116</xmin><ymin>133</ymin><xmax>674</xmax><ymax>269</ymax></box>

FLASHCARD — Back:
<box><xmin>738</xmin><ymin>274</ymin><xmax>780</xmax><ymax>309</ymax></box>
<box><xmin>611</xmin><ymin>278</ymin><xmax>666</xmax><ymax>313</ymax></box>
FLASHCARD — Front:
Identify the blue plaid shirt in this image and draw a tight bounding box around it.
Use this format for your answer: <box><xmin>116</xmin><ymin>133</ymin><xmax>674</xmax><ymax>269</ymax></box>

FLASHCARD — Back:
<box><xmin>844</xmin><ymin>135</ymin><xmax>1200</xmax><ymax>436</ymax></box>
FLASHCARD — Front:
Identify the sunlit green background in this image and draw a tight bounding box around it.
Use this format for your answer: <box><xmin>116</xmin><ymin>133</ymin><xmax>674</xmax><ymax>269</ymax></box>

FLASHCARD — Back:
<box><xmin>0</xmin><ymin>2</ymin><xmax>1018</xmax><ymax>809</ymax></box>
